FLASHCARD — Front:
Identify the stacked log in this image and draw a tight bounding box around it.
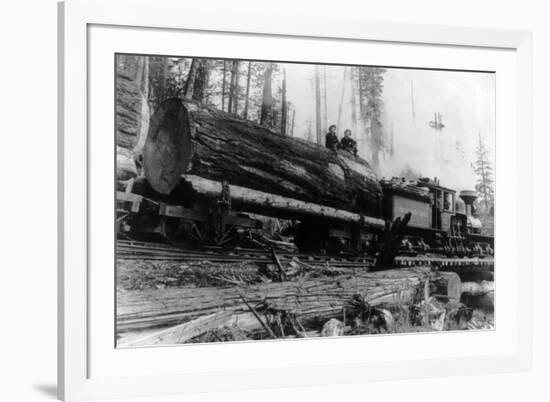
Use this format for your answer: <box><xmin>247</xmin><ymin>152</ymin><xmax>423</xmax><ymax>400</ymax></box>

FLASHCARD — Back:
<box><xmin>117</xmin><ymin>267</ymin><xmax>433</xmax><ymax>332</ymax></box>
<box><xmin>142</xmin><ymin>98</ymin><xmax>383</xmax><ymax>217</ymax></box>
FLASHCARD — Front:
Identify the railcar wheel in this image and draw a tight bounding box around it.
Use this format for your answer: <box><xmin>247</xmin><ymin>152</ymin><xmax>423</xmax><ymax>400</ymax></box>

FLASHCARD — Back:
<box><xmin>159</xmin><ymin>217</ymin><xmax>203</xmax><ymax>248</ymax></box>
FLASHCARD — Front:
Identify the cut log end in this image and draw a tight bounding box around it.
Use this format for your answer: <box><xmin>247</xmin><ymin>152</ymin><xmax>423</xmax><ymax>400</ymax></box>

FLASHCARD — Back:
<box><xmin>143</xmin><ymin>98</ymin><xmax>194</xmax><ymax>194</ymax></box>
<box><xmin>433</xmin><ymin>272</ymin><xmax>462</xmax><ymax>303</ymax></box>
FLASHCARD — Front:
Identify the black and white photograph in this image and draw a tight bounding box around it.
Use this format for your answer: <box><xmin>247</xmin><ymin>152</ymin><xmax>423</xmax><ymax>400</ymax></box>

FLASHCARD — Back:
<box><xmin>115</xmin><ymin>54</ymin><xmax>495</xmax><ymax>347</ymax></box>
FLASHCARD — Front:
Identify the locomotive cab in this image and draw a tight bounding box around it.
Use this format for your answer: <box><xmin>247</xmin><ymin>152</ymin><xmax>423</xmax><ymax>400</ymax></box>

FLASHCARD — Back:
<box><xmin>417</xmin><ymin>177</ymin><xmax>456</xmax><ymax>233</ymax></box>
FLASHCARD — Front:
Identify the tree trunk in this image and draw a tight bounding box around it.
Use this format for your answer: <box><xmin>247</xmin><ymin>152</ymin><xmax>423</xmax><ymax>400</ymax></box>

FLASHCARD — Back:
<box><xmin>350</xmin><ymin>72</ymin><xmax>358</xmax><ymax>134</ymax></box>
<box><xmin>337</xmin><ymin>67</ymin><xmax>347</xmax><ymax>133</ymax></box>
<box><xmin>117</xmin><ymin>267</ymin><xmax>432</xmax><ymax>332</ymax></box>
<box><xmin>221</xmin><ymin>60</ymin><xmax>227</xmax><ymax>111</ymax></box>
<box><xmin>315</xmin><ymin>66</ymin><xmax>322</xmax><ymax>145</ymax></box>
<box><xmin>323</xmin><ymin>66</ymin><xmax>328</xmax><ymax>130</ymax></box>
<box><xmin>116</xmin><ymin>55</ymin><xmax>150</xmax><ymax>152</ymax></box>
<box><xmin>228</xmin><ymin>60</ymin><xmax>240</xmax><ymax>114</ymax></box>
<box><xmin>192</xmin><ymin>59</ymin><xmax>210</xmax><ymax>103</ymax></box>
<box><xmin>184</xmin><ymin>59</ymin><xmax>198</xmax><ymax>99</ymax></box>
<box><xmin>290</xmin><ymin>109</ymin><xmax>296</xmax><ymax>136</ymax></box>
<box><xmin>143</xmin><ymin>98</ymin><xmax>383</xmax><ymax>216</ymax></box>
<box><xmin>260</xmin><ymin>63</ymin><xmax>274</xmax><ymax>126</ymax></box>
<box><xmin>243</xmin><ymin>61</ymin><xmax>252</xmax><ymax>119</ymax></box>
<box><xmin>280</xmin><ymin>68</ymin><xmax>287</xmax><ymax>135</ymax></box>
<box><xmin>181</xmin><ymin>175</ymin><xmax>385</xmax><ymax>224</ymax></box>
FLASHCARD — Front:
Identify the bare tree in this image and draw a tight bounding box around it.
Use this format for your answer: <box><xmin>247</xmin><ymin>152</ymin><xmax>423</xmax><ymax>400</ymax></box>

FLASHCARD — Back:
<box><xmin>315</xmin><ymin>65</ymin><xmax>322</xmax><ymax>145</ymax></box>
<box><xmin>336</xmin><ymin>67</ymin><xmax>347</xmax><ymax>134</ymax></box>
<box><xmin>243</xmin><ymin>61</ymin><xmax>252</xmax><ymax>119</ymax></box>
<box><xmin>280</xmin><ymin>68</ymin><xmax>288</xmax><ymax>135</ymax></box>
<box><xmin>228</xmin><ymin>60</ymin><xmax>240</xmax><ymax>114</ymax></box>
<box><xmin>290</xmin><ymin>109</ymin><xmax>296</xmax><ymax>137</ymax></box>
<box><xmin>221</xmin><ymin>60</ymin><xmax>227</xmax><ymax>111</ymax></box>
<box><xmin>192</xmin><ymin>59</ymin><xmax>211</xmax><ymax>103</ymax></box>
<box><xmin>260</xmin><ymin>63</ymin><xmax>274</xmax><ymax>127</ymax></box>
<box><xmin>183</xmin><ymin>58</ymin><xmax>199</xmax><ymax>99</ymax></box>
<box><xmin>323</xmin><ymin>67</ymin><xmax>328</xmax><ymax>130</ymax></box>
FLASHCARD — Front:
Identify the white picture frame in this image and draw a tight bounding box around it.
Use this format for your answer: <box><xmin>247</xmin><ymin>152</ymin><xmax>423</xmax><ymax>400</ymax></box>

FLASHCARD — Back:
<box><xmin>58</xmin><ymin>0</ymin><xmax>533</xmax><ymax>400</ymax></box>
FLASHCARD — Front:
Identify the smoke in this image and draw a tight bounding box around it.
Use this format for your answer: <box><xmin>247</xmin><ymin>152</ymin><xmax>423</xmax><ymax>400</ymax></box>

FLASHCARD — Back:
<box><xmin>282</xmin><ymin>64</ymin><xmax>495</xmax><ymax>192</ymax></box>
<box><xmin>378</xmin><ymin>69</ymin><xmax>495</xmax><ymax>191</ymax></box>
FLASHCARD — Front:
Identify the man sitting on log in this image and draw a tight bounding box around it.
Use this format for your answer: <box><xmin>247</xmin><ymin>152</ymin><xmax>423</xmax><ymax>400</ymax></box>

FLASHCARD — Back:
<box><xmin>341</xmin><ymin>129</ymin><xmax>358</xmax><ymax>156</ymax></box>
<box><xmin>325</xmin><ymin>124</ymin><xmax>340</xmax><ymax>153</ymax></box>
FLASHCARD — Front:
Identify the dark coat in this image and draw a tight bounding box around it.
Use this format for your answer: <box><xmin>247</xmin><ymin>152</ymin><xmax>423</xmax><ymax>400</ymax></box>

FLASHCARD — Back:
<box><xmin>341</xmin><ymin>136</ymin><xmax>358</xmax><ymax>156</ymax></box>
<box><xmin>325</xmin><ymin>132</ymin><xmax>340</xmax><ymax>152</ymax></box>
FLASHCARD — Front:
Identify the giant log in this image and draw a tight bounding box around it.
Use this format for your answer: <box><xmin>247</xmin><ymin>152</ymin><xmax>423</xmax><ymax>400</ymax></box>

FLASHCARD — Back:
<box><xmin>143</xmin><ymin>98</ymin><xmax>382</xmax><ymax>216</ymax></box>
<box><xmin>117</xmin><ymin>267</ymin><xmax>432</xmax><ymax>332</ymax></box>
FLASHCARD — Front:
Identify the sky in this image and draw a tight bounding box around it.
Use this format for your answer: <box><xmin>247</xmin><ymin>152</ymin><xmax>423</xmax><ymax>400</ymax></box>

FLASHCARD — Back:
<box><xmin>280</xmin><ymin>63</ymin><xmax>495</xmax><ymax>192</ymax></box>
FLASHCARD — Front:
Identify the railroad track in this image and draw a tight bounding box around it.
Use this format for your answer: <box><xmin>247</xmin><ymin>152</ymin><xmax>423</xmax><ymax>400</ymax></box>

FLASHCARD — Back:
<box><xmin>116</xmin><ymin>240</ymin><xmax>375</xmax><ymax>268</ymax></box>
<box><xmin>116</xmin><ymin>240</ymin><xmax>494</xmax><ymax>271</ymax></box>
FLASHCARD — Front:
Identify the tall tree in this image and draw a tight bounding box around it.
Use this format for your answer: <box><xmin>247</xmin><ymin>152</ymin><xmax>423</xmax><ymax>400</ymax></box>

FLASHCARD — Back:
<box><xmin>314</xmin><ymin>65</ymin><xmax>322</xmax><ymax>145</ymax></box>
<box><xmin>306</xmin><ymin>120</ymin><xmax>313</xmax><ymax>142</ymax></box>
<box><xmin>290</xmin><ymin>109</ymin><xmax>296</xmax><ymax>137</ymax></box>
<box><xmin>243</xmin><ymin>61</ymin><xmax>252</xmax><ymax>119</ymax></box>
<box><xmin>260</xmin><ymin>63</ymin><xmax>275</xmax><ymax>127</ymax></box>
<box><xmin>323</xmin><ymin>67</ymin><xmax>328</xmax><ymax>130</ymax></box>
<box><xmin>221</xmin><ymin>61</ymin><xmax>227</xmax><ymax>111</ymax></box>
<box><xmin>350</xmin><ymin>70</ymin><xmax>358</xmax><ymax>135</ymax></box>
<box><xmin>228</xmin><ymin>60</ymin><xmax>240</xmax><ymax>114</ymax></box>
<box><xmin>355</xmin><ymin>67</ymin><xmax>386</xmax><ymax>170</ymax></box>
<box><xmin>183</xmin><ymin>58</ymin><xmax>199</xmax><ymax>99</ymax></box>
<box><xmin>192</xmin><ymin>59</ymin><xmax>211</xmax><ymax>103</ymax></box>
<box><xmin>336</xmin><ymin>67</ymin><xmax>347</xmax><ymax>134</ymax></box>
<box><xmin>280</xmin><ymin>68</ymin><xmax>288</xmax><ymax>135</ymax></box>
<box><xmin>473</xmin><ymin>132</ymin><xmax>494</xmax><ymax>211</ymax></box>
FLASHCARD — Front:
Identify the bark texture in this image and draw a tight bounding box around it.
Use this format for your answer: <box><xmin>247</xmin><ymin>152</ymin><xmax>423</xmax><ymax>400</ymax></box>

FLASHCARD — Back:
<box><xmin>116</xmin><ymin>57</ymin><xmax>150</xmax><ymax>150</ymax></box>
<box><xmin>117</xmin><ymin>267</ymin><xmax>432</xmax><ymax>332</ymax></box>
<box><xmin>143</xmin><ymin>98</ymin><xmax>382</xmax><ymax>217</ymax></box>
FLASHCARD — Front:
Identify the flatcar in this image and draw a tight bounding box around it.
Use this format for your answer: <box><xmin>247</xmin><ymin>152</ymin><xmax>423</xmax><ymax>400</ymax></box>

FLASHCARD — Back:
<box><xmin>117</xmin><ymin>174</ymin><xmax>493</xmax><ymax>258</ymax></box>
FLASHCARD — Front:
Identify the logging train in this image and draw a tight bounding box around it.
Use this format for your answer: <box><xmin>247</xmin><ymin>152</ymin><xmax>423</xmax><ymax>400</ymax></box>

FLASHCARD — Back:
<box><xmin>116</xmin><ymin>98</ymin><xmax>493</xmax><ymax>258</ymax></box>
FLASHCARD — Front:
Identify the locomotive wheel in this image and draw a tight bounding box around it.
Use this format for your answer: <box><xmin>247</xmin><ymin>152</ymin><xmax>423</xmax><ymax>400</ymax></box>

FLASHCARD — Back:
<box><xmin>326</xmin><ymin>237</ymin><xmax>347</xmax><ymax>255</ymax></box>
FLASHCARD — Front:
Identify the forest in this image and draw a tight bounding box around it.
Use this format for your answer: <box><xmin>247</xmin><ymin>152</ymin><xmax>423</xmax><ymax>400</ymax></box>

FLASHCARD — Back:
<box><xmin>117</xmin><ymin>55</ymin><xmax>387</xmax><ymax>170</ymax></box>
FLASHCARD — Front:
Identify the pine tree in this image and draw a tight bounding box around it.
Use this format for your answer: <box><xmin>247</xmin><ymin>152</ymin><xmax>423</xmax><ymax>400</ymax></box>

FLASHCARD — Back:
<box><xmin>355</xmin><ymin>67</ymin><xmax>386</xmax><ymax>170</ymax></box>
<box><xmin>280</xmin><ymin>68</ymin><xmax>288</xmax><ymax>135</ymax></box>
<box><xmin>473</xmin><ymin>132</ymin><xmax>494</xmax><ymax>211</ymax></box>
<box><xmin>243</xmin><ymin>61</ymin><xmax>252</xmax><ymax>119</ymax></box>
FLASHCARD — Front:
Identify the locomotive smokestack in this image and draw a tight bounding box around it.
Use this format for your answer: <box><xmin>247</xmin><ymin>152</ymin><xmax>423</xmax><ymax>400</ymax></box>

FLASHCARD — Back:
<box><xmin>459</xmin><ymin>190</ymin><xmax>478</xmax><ymax>216</ymax></box>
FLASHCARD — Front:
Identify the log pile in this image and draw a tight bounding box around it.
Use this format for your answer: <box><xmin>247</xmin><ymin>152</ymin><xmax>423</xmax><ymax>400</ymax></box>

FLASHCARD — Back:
<box><xmin>142</xmin><ymin>98</ymin><xmax>383</xmax><ymax>217</ymax></box>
